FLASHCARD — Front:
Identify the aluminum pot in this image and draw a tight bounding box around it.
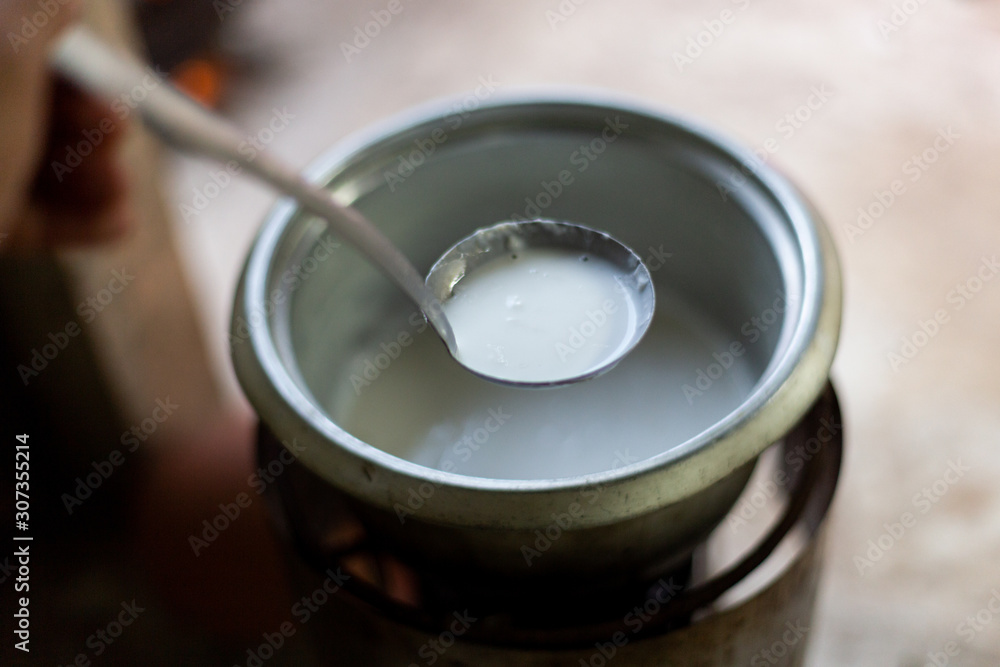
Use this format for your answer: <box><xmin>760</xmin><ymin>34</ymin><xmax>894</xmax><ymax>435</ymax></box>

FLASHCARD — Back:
<box><xmin>231</xmin><ymin>90</ymin><xmax>841</xmax><ymax>593</ymax></box>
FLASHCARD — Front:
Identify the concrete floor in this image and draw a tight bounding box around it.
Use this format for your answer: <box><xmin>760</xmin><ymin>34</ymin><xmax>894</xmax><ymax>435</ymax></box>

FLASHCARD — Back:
<box><xmin>168</xmin><ymin>1</ymin><xmax>1000</xmax><ymax>664</ymax></box>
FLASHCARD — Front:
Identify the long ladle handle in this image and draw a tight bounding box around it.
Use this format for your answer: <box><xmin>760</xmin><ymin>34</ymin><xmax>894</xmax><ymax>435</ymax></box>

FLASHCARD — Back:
<box><xmin>49</xmin><ymin>26</ymin><xmax>457</xmax><ymax>354</ymax></box>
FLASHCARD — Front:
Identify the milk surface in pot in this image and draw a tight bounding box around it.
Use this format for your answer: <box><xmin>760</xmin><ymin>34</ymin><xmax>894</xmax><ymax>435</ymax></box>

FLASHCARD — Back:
<box><xmin>330</xmin><ymin>289</ymin><xmax>757</xmax><ymax>480</ymax></box>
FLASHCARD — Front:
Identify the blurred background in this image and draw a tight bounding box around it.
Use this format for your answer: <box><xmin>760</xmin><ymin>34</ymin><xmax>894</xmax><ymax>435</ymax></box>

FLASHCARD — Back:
<box><xmin>1</xmin><ymin>0</ymin><xmax>999</xmax><ymax>664</ymax></box>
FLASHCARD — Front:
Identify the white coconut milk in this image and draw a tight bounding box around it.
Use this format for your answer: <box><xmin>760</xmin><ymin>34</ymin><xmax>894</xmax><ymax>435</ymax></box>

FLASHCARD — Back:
<box><xmin>330</xmin><ymin>291</ymin><xmax>758</xmax><ymax>480</ymax></box>
<box><xmin>442</xmin><ymin>248</ymin><xmax>641</xmax><ymax>384</ymax></box>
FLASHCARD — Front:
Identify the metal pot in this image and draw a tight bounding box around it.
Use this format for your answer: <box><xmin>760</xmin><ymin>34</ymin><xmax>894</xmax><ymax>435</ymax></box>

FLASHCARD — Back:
<box><xmin>231</xmin><ymin>90</ymin><xmax>841</xmax><ymax>595</ymax></box>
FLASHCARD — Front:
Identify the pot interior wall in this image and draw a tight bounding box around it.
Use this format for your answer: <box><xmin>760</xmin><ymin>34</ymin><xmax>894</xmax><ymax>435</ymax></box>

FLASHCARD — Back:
<box><xmin>264</xmin><ymin>102</ymin><xmax>799</xmax><ymax>474</ymax></box>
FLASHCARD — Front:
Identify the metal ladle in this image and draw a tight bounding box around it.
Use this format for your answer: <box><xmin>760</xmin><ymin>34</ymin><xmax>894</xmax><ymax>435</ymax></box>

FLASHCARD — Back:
<box><xmin>426</xmin><ymin>219</ymin><xmax>655</xmax><ymax>386</ymax></box>
<box><xmin>50</xmin><ymin>27</ymin><xmax>655</xmax><ymax>386</ymax></box>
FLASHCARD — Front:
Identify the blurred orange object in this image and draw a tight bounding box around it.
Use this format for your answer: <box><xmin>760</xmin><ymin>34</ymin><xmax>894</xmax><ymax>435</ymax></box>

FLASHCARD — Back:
<box><xmin>171</xmin><ymin>56</ymin><xmax>225</xmax><ymax>108</ymax></box>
